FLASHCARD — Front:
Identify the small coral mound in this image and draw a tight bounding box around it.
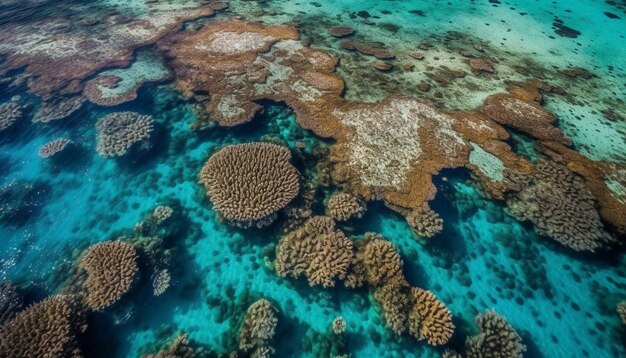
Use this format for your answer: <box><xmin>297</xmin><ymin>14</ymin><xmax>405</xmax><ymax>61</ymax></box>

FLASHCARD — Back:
<box><xmin>152</xmin><ymin>205</ymin><xmax>174</xmax><ymax>225</ymax></box>
<box><xmin>373</xmin><ymin>280</ymin><xmax>411</xmax><ymax>335</ymax></box>
<box><xmin>506</xmin><ymin>160</ymin><xmax>614</xmax><ymax>252</ymax></box>
<box><xmin>332</xmin><ymin>316</ymin><xmax>347</xmax><ymax>334</ymax></box>
<box><xmin>406</xmin><ymin>204</ymin><xmax>443</xmax><ymax>238</ymax></box>
<box><xmin>618</xmin><ymin>301</ymin><xmax>626</xmax><ymax>326</ymax></box>
<box><xmin>326</xmin><ymin>192</ymin><xmax>366</xmax><ymax>221</ymax></box>
<box><xmin>275</xmin><ymin>216</ymin><xmax>354</xmax><ymax>288</ymax></box>
<box><xmin>80</xmin><ymin>240</ymin><xmax>138</xmax><ymax>310</ymax></box>
<box><xmin>408</xmin><ymin>288</ymin><xmax>455</xmax><ymax>346</ymax></box>
<box><xmin>37</xmin><ymin>138</ymin><xmax>71</xmax><ymax>158</ymax></box>
<box><xmin>239</xmin><ymin>299</ymin><xmax>278</xmax><ymax>356</ymax></box>
<box><xmin>0</xmin><ymin>281</ymin><xmax>23</xmax><ymax>325</ymax></box>
<box><xmin>152</xmin><ymin>269</ymin><xmax>171</xmax><ymax>297</ymax></box>
<box><xmin>95</xmin><ymin>111</ymin><xmax>154</xmax><ymax>157</ymax></box>
<box><xmin>199</xmin><ymin>143</ymin><xmax>300</xmax><ymax>228</ymax></box>
<box><xmin>143</xmin><ymin>332</ymin><xmax>196</xmax><ymax>358</ymax></box>
<box><xmin>329</xmin><ymin>26</ymin><xmax>355</xmax><ymax>38</ymax></box>
<box><xmin>0</xmin><ymin>101</ymin><xmax>23</xmax><ymax>132</ymax></box>
<box><xmin>0</xmin><ymin>295</ymin><xmax>85</xmax><ymax>357</ymax></box>
<box><xmin>469</xmin><ymin>58</ymin><xmax>495</xmax><ymax>73</ymax></box>
<box><xmin>465</xmin><ymin>310</ymin><xmax>526</xmax><ymax>358</ymax></box>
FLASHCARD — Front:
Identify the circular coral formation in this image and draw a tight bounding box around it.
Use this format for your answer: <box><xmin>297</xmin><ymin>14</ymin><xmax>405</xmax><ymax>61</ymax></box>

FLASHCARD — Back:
<box><xmin>275</xmin><ymin>216</ymin><xmax>354</xmax><ymax>288</ymax></box>
<box><xmin>408</xmin><ymin>287</ymin><xmax>455</xmax><ymax>346</ymax></box>
<box><xmin>329</xmin><ymin>26</ymin><xmax>355</xmax><ymax>38</ymax></box>
<box><xmin>199</xmin><ymin>143</ymin><xmax>300</xmax><ymax>228</ymax></box>
<box><xmin>360</xmin><ymin>236</ymin><xmax>404</xmax><ymax>288</ymax></box>
<box><xmin>465</xmin><ymin>310</ymin><xmax>526</xmax><ymax>358</ymax></box>
<box><xmin>506</xmin><ymin>160</ymin><xmax>614</xmax><ymax>252</ymax></box>
<box><xmin>37</xmin><ymin>138</ymin><xmax>71</xmax><ymax>158</ymax></box>
<box><xmin>239</xmin><ymin>299</ymin><xmax>278</xmax><ymax>354</ymax></box>
<box><xmin>0</xmin><ymin>281</ymin><xmax>23</xmax><ymax>325</ymax></box>
<box><xmin>0</xmin><ymin>295</ymin><xmax>85</xmax><ymax>357</ymax></box>
<box><xmin>406</xmin><ymin>204</ymin><xmax>443</xmax><ymax>238</ymax></box>
<box><xmin>0</xmin><ymin>101</ymin><xmax>23</xmax><ymax>132</ymax></box>
<box><xmin>326</xmin><ymin>192</ymin><xmax>366</xmax><ymax>221</ymax></box>
<box><xmin>80</xmin><ymin>240</ymin><xmax>138</xmax><ymax>310</ymax></box>
<box><xmin>95</xmin><ymin>111</ymin><xmax>154</xmax><ymax>157</ymax></box>
<box><xmin>618</xmin><ymin>301</ymin><xmax>626</xmax><ymax>326</ymax></box>
<box><xmin>332</xmin><ymin>316</ymin><xmax>347</xmax><ymax>334</ymax></box>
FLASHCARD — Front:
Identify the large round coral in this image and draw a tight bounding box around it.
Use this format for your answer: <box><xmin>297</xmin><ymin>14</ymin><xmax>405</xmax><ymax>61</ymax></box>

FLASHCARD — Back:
<box><xmin>239</xmin><ymin>299</ymin><xmax>278</xmax><ymax>353</ymax></box>
<box><xmin>465</xmin><ymin>310</ymin><xmax>526</xmax><ymax>358</ymax></box>
<box><xmin>199</xmin><ymin>142</ymin><xmax>300</xmax><ymax>228</ymax></box>
<box><xmin>275</xmin><ymin>216</ymin><xmax>354</xmax><ymax>288</ymax></box>
<box><xmin>80</xmin><ymin>240</ymin><xmax>138</xmax><ymax>311</ymax></box>
<box><xmin>0</xmin><ymin>295</ymin><xmax>85</xmax><ymax>357</ymax></box>
<box><xmin>326</xmin><ymin>192</ymin><xmax>366</xmax><ymax>221</ymax></box>
<box><xmin>408</xmin><ymin>287</ymin><xmax>455</xmax><ymax>346</ymax></box>
<box><xmin>506</xmin><ymin>160</ymin><xmax>614</xmax><ymax>252</ymax></box>
<box><xmin>360</xmin><ymin>235</ymin><xmax>404</xmax><ymax>288</ymax></box>
<box><xmin>95</xmin><ymin>111</ymin><xmax>154</xmax><ymax>157</ymax></box>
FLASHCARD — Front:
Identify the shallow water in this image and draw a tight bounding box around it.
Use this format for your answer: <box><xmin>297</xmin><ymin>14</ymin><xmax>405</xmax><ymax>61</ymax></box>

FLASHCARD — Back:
<box><xmin>1</xmin><ymin>1</ymin><xmax>625</xmax><ymax>357</ymax></box>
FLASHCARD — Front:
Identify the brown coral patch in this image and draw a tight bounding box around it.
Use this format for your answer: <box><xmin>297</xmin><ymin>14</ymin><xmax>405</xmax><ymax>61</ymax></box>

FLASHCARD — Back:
<box><xmin>408</xmin><ymin>287</ymin><xmax>455</xmax><ymax>346</ymax></box>
<box><xmin>329</xmin><ymin>25</ymin><xmax>355</xmax><ymax>38</ymax></box>
<box><xmin>80</xmin><ymin>241</ymin><xmax>138</xmax><ymax>311</ymax></box>
<box><xmin>199</xmin><ymin>142</ymin><xmax>300</xmax><ymax>228</ymax></box>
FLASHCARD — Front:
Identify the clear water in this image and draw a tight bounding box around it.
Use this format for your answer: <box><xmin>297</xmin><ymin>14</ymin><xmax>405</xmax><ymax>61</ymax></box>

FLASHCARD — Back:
<box><xmin>1</xmin><ymin>1</ymin><xmax>625</xmax><ymax>357</ymax></box>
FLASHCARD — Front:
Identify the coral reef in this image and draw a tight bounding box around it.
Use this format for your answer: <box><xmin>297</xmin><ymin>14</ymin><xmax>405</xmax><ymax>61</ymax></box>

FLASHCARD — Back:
<box><xmin>152</xmin><ymin>206</ymin><xmax>174</xmax><ymax>225</ymax></box>
<box><xmin>152</xmin><ymin>269</ymin><xmax>171</xmax><ymax>297</ymax></box>
<box><xmin>33</xmin><ymin>96</ymin><xmax>85</xmax><ymax>123</ymax></box>
<box><xmin>406</xmin><ymin>204</ymin><xmax>443</xmax><ymax>238</ymax></box>
<box><xmin>465</xmin><ymin>310</ymin><xmax>526</xmax><ymax>358</ymax></box>
<box><xmin>506</xmin><ymin>160</ymin><xmax>614</xmax><ymax>252</ymax></box>
<box><xmin>0</xmin><ymin>5</ymin><xmax>217</xmax><ymax>100</ymax></box>
<box><xmin>239</xmin><ymin>299</ymin><xmax>278</xmax><ymax>356</ymax></box>
<box><xmin>408</xmin><ymin>288</ymin><xmax>455</xmax><ymax>346</ymax></box>
<box><xmin>332</xmin><ymin>316</ymin><xmax>347</xmax><ymax>334</ymax></box>
<box><xmin>617</xmin><ymin>301</ymin><xmax>626</xmax><ymax>326</ymax></box>
<box><xmin>0</xmin><ymin>101</ymin><xmax>23</xmax><ymax>132</ymax></box>
<box><xmin>275</xmin><ymin>216</ymin><xmax>354</xmax><ymax>288</ymax></box>
<box><xmin>0</xmin><ymin>295</ymin><xmax>85</xmax><ymax>357</ymax></box>
<box><xmin>469</xmin><ymin>58</ymin><xmax>495</xmax><ymax>73</ymax></box>
<box><xmin>326</xmin><ymin>192</ymin><xmax>366</xmax><ymax>221</ymax></box>
<box><xmin>143</xmin><ymin>333</ymin><xmax>197</xmax><ymax>358</ymax></box>
<box><xmin>0</xmin><ymin>281</ymin><xmax>23</xmax><ymax>325</ymax></box>
<box><xmin>80</xmin><ymin>240</ymin><xmax>138</xmax><ymax>310</ymax></box>
<box><xmin>38</xmin><ymin>138</ymin><xmax>71</xmax><ymax>158</ymax></box>
<box><xmin>199</xmin><ymin>143</ymin><xmax>300</xmax><ymax>228</ymax></box>
<box><xmin>373</xmin><ymin>280</ymin><xmax>411</xmax><ymax>335</ymax></box>
<box><xmin>328</xmin><ymin>26</ymin><xmax>355</xmax><ymax>38</ymax></box>
<box><xmin>95</xmin><ymin>111</ymin><xmax>154</xmax><ymax>157</ymax></box>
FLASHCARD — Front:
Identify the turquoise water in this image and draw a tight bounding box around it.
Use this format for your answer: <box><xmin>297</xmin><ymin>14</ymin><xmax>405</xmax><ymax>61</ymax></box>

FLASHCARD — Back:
<box><xmin>1</xmin><ymin>0</ymin><xmax>625</xmax><ymax>357</ymax></box>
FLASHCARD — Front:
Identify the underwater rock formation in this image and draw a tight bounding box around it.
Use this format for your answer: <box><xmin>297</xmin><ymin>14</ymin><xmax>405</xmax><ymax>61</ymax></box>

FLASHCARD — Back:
<box><xmin>275</xmin><ymin>216</ymin><xmax>354</xmax><ymax>288</ymax></box>
<box><xmin>0</xmin><ymin>101</ymin><xmax>23</xmax><ymax>132</ymax></box>
<box><xmin>0</xmin><ymin>295</ymin><xmax>85</xmax><ymax>357</ymax></box>
<box><xmin>95</xmin><ymin>111</ymin><xmax>154</xmax><ymax>157</ymax></box>
<box><xmin>199</xmin><ymin>143</ymin><xmax>300</xmax><ymax>228</ymax></box>
<box><xmin>0</xmin><ymin>281</ymin><xmax>23</xmax><ymax>325</ymax></box>
<box><xmin>406</xmin><ymin>204</ymin><xmax>444</xmax><ymax>238</ymax></box>
<box><xmin>0</xmin><ymin>5</ymin><xmax>217</xmax><ymax>100</ymax></box>
<box><xmin>38</xmin><ymin>138</ymin><xmax>71</xmax><ymax>158</ymax></box>
<box><xmin>465</xmin><ymin>310</ymin><xmax>526</xmax><ymax>358</ymax></box>
<box><xmin>239</xmin><ymin>299</ymin><xmax>279</xmax><ymax>357</ymax></box>
<box><xmin>506</xmin><ymin>160</ymin><xmax>614</xmax><ymax>252</ymax></box>
<box><xmin>408</xmin><ymin>288</ymin><xmax>455</xmax><ymax>346</ymax></box>
<box><xmin>326</xmin><ymin>192</ymin><xmax>366</xmax><ymax>221</ymax></box>
<box><xmin>80</xmin><ymin>240</ymin><xmax>139</xmax><ymax>311</ymax></box>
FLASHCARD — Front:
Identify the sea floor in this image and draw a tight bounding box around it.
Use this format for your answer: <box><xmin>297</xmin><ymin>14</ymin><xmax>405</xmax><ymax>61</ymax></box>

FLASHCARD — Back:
<box><xmin>1</xmin><ymin>0</ymin><xmax>625</xmax><ymax>357</ymax></box>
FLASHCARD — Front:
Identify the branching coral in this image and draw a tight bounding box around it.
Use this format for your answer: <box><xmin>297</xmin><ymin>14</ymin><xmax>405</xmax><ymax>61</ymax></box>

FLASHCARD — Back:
<box><xmin>618</xmin><ymin>301</ymin><xmax>626</xmax><ymax>326</ymax></box>
<box><xmin>0</xmin><ymin>101</ymin><xmax>23</xmax><ymax>132</ymax></box>
<box><xmin>80</xmin><ymin>240</ymin><xmax>138</xmax><ymax>310</ymax></box>
<box><xmin>0</xmin><ymin>281</ymin><xmax>23</xmax><ymax>325</ymax></box>
<box><xmin>199</xmin><ymin>143</ymin><xmax>300</xmax><ymax>228</ymax></box>
<box><xmin>38</xmin><ymin>138</ymin><xmax>71</xmax><ymax>158</ymax></box>
<box><xmin>275</xmin><ymin>216</ymin><xmax>354</xmax><ymax>288</ymax></box>
<box><xmin>358</xmin><ymin>234</ymin><xmax>404</xmax><ymax>288</ymax></box>
<box><xmin>95</xmin><ymin>111</ymin><xmax>154</xmax><ymax>157</ymax></box>
<box><xmin>326</xmin><ymin>192</ymin><xmax>366</xmax><ymax>221</ymax></box>
<box><xmin>506</xmin><ymin>160</ymin><xmax>614</xmax><ymax>252</ymax></box>
<box><xmin>152</xmin><ymin>205</ymin><xmax>174</xmax><ymax>225</ymax></box>
<box><xmin>408</xmin><ymin>288</ymin><xmax>455</xmax><ymax>346</ymax></box>
<box><xmin>465</xmin><ymin>310</ymin><xmax>526</xmax><ymax>358</ymax></box>
<box><xmin>0</xmin><ymin>295</ymin><xmax>85</xmax><ymax>357</ymax></box>
<box><xmin>239</xmin><ymin>299</ymin><xmax>278</xmax><ymax>355</ymax></box>
<box><xmin>406</xmin><ymin>204</ymin><xmax>443</xmax><ymax>238</ymax></box>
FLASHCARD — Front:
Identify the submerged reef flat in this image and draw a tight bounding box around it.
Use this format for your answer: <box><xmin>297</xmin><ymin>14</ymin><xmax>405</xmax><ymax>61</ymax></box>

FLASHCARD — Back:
<box><xmin>1</xmin><ymin>1</ymin><xmax>626</xmax><ymax>358</ymax></box>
